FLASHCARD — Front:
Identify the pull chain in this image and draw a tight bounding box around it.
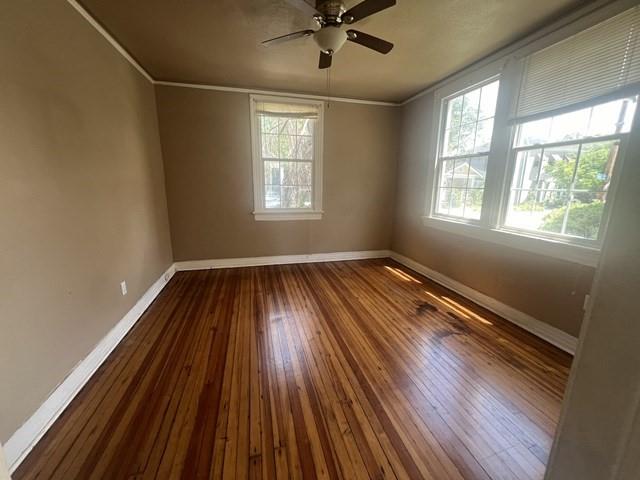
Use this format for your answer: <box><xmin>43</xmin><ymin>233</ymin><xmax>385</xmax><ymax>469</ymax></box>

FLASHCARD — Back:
<box><xmin>326</xmin><ymin>66</ymin><xmax>331</xmax><ymax>109</ymax></box>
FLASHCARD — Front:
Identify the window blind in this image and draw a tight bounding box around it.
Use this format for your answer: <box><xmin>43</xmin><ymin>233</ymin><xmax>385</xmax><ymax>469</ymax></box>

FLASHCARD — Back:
<box><xmin>255</xmin><ymin>101</ymin><xmax>320</xmax><ymax>119</ymax></box>
<box><xmin>515</xmin><ymin>6</ymin><xmax>640</xmax><ymax>120</ymax></box>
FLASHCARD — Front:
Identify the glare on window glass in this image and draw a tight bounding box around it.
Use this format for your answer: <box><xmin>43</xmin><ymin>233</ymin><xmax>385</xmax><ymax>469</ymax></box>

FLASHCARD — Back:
<box><xmin>516</xmin><ymin>97</ymin><xmax>637</xmax><ymax>147</ymax></box>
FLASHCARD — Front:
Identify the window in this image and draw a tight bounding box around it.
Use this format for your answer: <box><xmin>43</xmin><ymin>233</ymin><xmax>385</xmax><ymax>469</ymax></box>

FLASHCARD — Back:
<box><xmin>434</xmin><ymin>79</ymin><xmax>499</xmax><ymax>221</ymax></box>
<box><xmin>425</xmin><ymin>5</ymin><xmax>640</xmax><ymax>266</ymax></box>
<box><xmin>250</xmin><ymin>95</ymin><xmax>324</xmax><ymax>220</ymax></box>
<box><xmin>504</xmin><ymin>97</ymin><xmax>637</xmax><ymax>242</ymax></box>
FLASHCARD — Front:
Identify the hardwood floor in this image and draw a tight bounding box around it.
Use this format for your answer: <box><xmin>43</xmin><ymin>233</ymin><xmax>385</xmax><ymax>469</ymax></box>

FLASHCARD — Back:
<box><xmin>14</xmin><ymin>259</ymin><xmax>572</xmax><ymax>480</ymax></box>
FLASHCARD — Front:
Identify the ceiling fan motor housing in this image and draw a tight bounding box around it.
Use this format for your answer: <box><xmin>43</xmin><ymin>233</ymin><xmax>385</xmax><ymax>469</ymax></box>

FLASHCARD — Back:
<box><xmin>313</xmin><ymin>26</ymin><xmax>347</xmax><ymax>54</ymax></box>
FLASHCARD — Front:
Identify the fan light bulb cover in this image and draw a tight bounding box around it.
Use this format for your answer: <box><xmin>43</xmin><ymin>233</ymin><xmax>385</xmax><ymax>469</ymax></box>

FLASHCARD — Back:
<box><xmin>313</xmin><ymin>26</ymin><xmax>347</xmax><ymax>54</ymax></box>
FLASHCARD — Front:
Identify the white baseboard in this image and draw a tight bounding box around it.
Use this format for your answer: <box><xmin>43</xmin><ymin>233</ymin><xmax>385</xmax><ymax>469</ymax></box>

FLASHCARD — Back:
<box><xmin>174</xmin><ymin>250</ymin><xmax>392</xmax><ymax>271</ymax></box>
<box><xmin>389</xmin><ymin>252</ymin><xmax>578</xmax><ymax>355</ymax></box>
<box><xmin>4</xmin><ymin>264</ymin><xmax>176</xmax><ymax>473</ymax></box>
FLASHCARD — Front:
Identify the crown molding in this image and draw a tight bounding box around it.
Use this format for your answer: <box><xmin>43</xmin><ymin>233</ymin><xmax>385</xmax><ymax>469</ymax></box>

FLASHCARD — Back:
<box><xmin>153</xmin><ymin>80</ymin><xmax>399</xmax><ymax>106</ymax></box>
<box><xmin>65</xmin><ymin>0</ymin><xmax>400</xmax><ymax>107</ymax></box>
<box><xmin>66</xmin><ymin>0</ymin><xmax>153</xmax><ymax>83</ymax></box>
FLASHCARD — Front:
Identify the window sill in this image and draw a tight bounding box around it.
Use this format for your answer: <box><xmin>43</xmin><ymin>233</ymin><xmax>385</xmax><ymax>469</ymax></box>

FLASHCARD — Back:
<box><xmin>254</xmin><ymin>210</ymin><xmax>323</xmax><ymax>221</ymax></box>
<box><xmin>421</xmin><ymin>215</ymin><xmax>600</xmax><ymax>267</ymax></box>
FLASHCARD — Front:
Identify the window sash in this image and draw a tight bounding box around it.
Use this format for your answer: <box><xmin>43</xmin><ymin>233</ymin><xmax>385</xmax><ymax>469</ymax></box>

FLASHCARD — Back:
<box><xmin>432</xmin><ymin>76</ymin><xmax>500</xmax><ymax>224</ymax></box>
<box><xmin>498</xmin><ymin>128</ymin><xmax>629</xmax><ymax>245</ymax></box>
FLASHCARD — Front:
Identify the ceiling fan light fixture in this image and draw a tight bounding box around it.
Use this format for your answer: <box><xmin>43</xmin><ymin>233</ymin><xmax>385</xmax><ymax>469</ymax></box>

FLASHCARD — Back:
<box><xmin>313</xmin><ymin>26</ymin><xmax>347</xmax><ymax>55</ymax></box>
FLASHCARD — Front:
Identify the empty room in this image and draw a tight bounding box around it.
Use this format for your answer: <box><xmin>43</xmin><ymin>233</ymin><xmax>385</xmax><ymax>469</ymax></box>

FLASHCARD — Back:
<box><xmin>2</xmin><ymin>0</ymin><xmax>640</xmax><ymax>478</ymax></box>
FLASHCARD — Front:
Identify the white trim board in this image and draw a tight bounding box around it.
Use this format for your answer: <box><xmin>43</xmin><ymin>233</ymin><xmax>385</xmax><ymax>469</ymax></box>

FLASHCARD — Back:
<box><xmin>174</xmin><ymin>250</ymin><xmax>392</xmax><ymax>271</ymax></box>
<box><xmin>66</xmin><ymin>0</ymin><xmax>153</xmax><ymax>83</ymax></box>
<box><xmin>389</xmin><ymin>252</ymin><xmax>579</xmax><ymax>354</ymax></box>
<box><xmin>4</xmin><ymin>264</ymin><xmax>176</xmax><ymax>474</ymax></box>
<box><xmin>155</xmin><ymin>81</ymin><xmax>398</xmax><ymax>107</ymax></box>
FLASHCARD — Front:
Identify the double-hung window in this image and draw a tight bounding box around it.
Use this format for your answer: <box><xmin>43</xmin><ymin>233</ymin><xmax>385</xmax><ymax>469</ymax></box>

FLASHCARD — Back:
<box><xmin>250</xmin><ymin>95</ymin><xmax>324</xmax><ymax>221</ymax></box>
<box><xmin>435</xmin><ymin>78</ymin><xmax>500</xmax><ymax>221</ymax></box>
<box><xmin>425</xmin><ymin>5</ymin><xmax>640</xmax><ymax>265</ymax></box>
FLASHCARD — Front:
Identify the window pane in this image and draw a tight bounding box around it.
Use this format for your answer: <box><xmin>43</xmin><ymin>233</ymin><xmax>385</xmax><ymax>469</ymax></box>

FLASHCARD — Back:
<box><xmin>511</xmin><ymin>149</ymin><xmax>542</xmax><ymax>191</ymax></box>
<box><xmin>517</xmin><ymin>118</ymin><xmax>551</xmax><ymax>146</ymax></box>
<box><xmin>297</xmin><ymin>135</ymin><xmax>314</xmax><ymax>160</ymax></box>
<box><xmin>265</xmin><ymin>186</ymin><xmax>281</xmax><ymax>209</ymax></box>
<box><xmin>264</xmin><ymin>161</ymin><xmax>280</xmax><ymax>185</ymax></box>
<box><xmin>297</xmin><ymin>162</ymin><xmax>312</xmax><ymax>186</ymax></box>
<box><xmin>436</xmin><ymin>188</ymin><xmax>451</xmax><ymax>215</ymax></box>
<box><xmin>443</xmin><ymin>128</ymin><xmax>459</xmax><ymax>157</ymax></box>
<box><xmin>548</xmin><ymin>109</ymin><xmax>590</xmax><ymax>143</ymax></box>
<box><xmin>574</xmin><ymin>140</ymin><xmax>618</xmax><ymax>193</ymax></box>
<box><xmin>282</xmin><ymin>186</ymin><xmax>301</xmax><ymax>208</ymax></box>
<box><xmin>459</xmin><ymin>122</ymin><xmax>476</xmax><ymax>154</ymax></box>
<box><xmin>564</xmin><ymin>195</ymin><xmax>605</xmax><ymax>240</ymax></box>
<box><xmin>445</xmin><ymin>96</ymin><xmax>463</xmax><ymax>131</ymax></box>
<box><xmin>539</xmin><ymin>145</ymin><xmax>579</xmax><ymax>190</ymax></box>
<box><xmin>261</xmin><ymin>116</ymin><xmax>279</xmax><ymax>134</ymax></box>
<box><xmin>280</xmin><ymin>117</ymin><xmax>296</xmax><ymax>135</ymax></box>
<box><xmin>439</xmin><ymin>159</ymin><xmax>455</xmax><ymax>187</ymax></box>
<box><xmin>464</xmin><ymin>189</ymin><xmax>484</xmax><ymax>220</ymax></box>
<box><xmin>279</xmin><ymin>135</ymin><xmax>296</xmax><ymax>159</ymax></box>
<box><xmin>452</xmin><ymin>158</ymin><xmax>470</xmax><ymax>188</ymax></box>
<box><xmin>468</xmin><ymin>157</ymin><xmax>487</xmax><ymax>188</ymax></box>
<box><xmin>299</xmin><ymin>187</ymin><xmax>312</xmax><ymax>208</ymax></box>
<box><xmin>298</xmin><ymin>118</ymin><xmax>314</xmax><ymax>135</ymax></box>
<box><xmin>479</xmin><ymin>81</ymin><xmax>499</xmax><ymax>119</ymax></box>
<box><xmin>461</xmin><ymin>89</ymin><xmax>481</xmax><ymax>124</ymax></box>
<box><xmin>474</xmin><ymin>118</ymin><xmax>494</xmax><ymax>153</ymax></box>
<box><xmin>505</xmin><ymin>190</ymin><xmax>569</xmax><ymax>233</ymax></box>
<box><xmin>281</xmin><ymin>161</ymin><xmax>296</xmax><ymax>185</ymax></box>
<box><xmin>262</xmin><ymin>134</ymin><xmax>279</xmax><ymax>158</ymax></box>
<box><xmin>449</xmin><ymin>188</ymin><xmax>466</xmax><ymax>217</ymax></box>
<box><xmin>515</xmin><ymin>96</ymin><xmax>638</xmax><ymax>147</ymax></box>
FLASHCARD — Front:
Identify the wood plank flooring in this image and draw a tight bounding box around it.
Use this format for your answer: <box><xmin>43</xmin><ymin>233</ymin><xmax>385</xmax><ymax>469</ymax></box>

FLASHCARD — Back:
<box><xmin>14</xmin><ymin>259</ymin><xmax>572</xmax><ymax>479</ymax></box>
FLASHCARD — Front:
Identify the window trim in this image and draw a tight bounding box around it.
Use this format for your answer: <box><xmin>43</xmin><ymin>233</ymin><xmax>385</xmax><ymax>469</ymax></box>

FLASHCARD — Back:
<box><xmin>424</xmin><ymin>57</ymin><xmax>639</xmax><ymax>267</ymax></box>
<box><xmin>249</xmin><ymin>94</ymin><xmax>324</xmax><ymax>221</ymax></box>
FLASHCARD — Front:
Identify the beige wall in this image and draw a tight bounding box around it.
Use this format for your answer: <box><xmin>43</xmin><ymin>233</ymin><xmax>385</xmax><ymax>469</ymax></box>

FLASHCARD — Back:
<box><xmin>545</xmin><ymin>109</ymin><xmax>640</xmax><ymax>480</ymax></box>
<box><xmin>391</xmin><ymin>92</ymin><xmax>594</xmax><ymax>337</ymax></box>
<box><xmin>0</xmin><ymin>0</ymin><xmax>173</xmax><ymax>442</ymax></box>
<box><xmin>156</xmin><ymin>86</ymin><xmax>399</xmax><ymax>261</ymax></box>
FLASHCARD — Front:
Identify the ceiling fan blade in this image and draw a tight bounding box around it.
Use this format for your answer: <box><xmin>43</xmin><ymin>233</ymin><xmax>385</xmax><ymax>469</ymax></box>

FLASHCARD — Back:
<box><xmin>346</xmin><ymin>30</ymin><xmax>393</xmax><ymax>54</ymax></box>
<box><xmin>286</xmin><ymin>0</ymin><xmax>320</xmax><ymax>16</ymax></box>
<box><xmin>319</xmin><ymin>51</ymin><xmax>332</xmax><ymax>69</ymax></box>
<box><xmin>262</xmin><ymin>29</ymin><xmax>315</xmax><ymax>47</ymax></box>
<box><xmin>342</xmin><ymin>0</ymin><xmax>396</xmax><ymax>24</ymax></box>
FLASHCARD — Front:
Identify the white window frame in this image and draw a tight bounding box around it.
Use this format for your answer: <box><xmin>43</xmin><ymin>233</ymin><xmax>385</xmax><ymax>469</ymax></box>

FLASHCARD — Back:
<box><xmin>250</xmin><ymin>94</ymin><xmax>324</xmax><ymax>221</ymax></box>
<box><xmin>423</xmin><ymin>57</ymin><xmax>638</xmax><ymax>267</ymax></box>
<box><xmin>428</xmin><ymin>70</ymin><xmax>502</xmax><ymax>226</ymax></box>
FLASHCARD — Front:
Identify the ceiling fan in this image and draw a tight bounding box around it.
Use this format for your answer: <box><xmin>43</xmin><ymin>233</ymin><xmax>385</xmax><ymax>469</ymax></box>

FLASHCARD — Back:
<box><xmin>262</xmin><ymin>0</ymin><xmax>396</xmax><ymax>69</ymax></box>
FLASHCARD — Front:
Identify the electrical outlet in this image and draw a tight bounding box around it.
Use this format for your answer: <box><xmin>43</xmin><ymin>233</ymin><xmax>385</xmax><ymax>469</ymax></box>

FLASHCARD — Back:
<box><xmin>120</xmin><ymin>281</ymin><xmax>127</xmax><ymax>296</ymax></box>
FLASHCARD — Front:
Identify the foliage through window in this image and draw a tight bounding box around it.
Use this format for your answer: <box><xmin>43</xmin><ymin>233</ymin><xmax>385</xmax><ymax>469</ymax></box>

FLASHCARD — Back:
<box><xmin>435</xmin><ymin>79</ymin><xmax>499</xmax><ymax>220</ymax></box>
<box><xmin>505</xmin><ymin>97</ymin><xmax>637</xmax><ymax>241</ymax></box>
